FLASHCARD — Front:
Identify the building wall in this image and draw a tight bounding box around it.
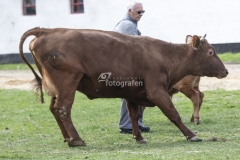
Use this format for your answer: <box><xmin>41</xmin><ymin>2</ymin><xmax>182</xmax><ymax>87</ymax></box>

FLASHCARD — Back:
<box><xmin>0</xmin><ymin>0</ymin><xmax>239</xmax><ymax>55</ymax></box>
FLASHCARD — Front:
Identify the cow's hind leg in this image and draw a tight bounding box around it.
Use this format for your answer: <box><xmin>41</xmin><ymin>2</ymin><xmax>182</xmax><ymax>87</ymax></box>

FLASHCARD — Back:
<box><xmin>49</xmin><ymin>96</ymin><xmax>72</xmax><ymax>143</ymax></box>
<box><xmin>198</xmin><ymin>90</ymin><xmax>204</xmax><ymax>111</ymax></box>
<box><xmin>49</xmin><ymin>72</ymin><xmax>85</xmax><ymax>147</ymax></box>
<box><xmin>53</xmin><ymin>90</ymin><xmax>86</xmax><ymax>147</ymax></box>
<box><xmin>126</xmin><ymin>100</ymin><xmax>146</xmax><ymax>143</ymax></box>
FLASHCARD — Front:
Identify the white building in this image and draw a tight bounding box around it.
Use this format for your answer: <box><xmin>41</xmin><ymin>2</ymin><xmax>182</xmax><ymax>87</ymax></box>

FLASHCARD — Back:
<box><xmin>0</xmin><ymin>0</ymin><xmax>239</xmax><ymax>63</ymax></box>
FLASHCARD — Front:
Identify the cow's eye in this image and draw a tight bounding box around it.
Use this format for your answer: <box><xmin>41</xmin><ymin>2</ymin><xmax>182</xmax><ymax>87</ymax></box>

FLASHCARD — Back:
<box><xmin>209</xmin><ymin>51</ymin><xmax>213</xmax><ymax>55</ymax></box>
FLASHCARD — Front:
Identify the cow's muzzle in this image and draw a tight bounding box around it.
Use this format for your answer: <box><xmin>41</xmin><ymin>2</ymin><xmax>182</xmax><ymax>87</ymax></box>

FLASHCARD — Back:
<box><xmin>217</xmin><ymin>69</ymin><xmax>228</xmax><ymax>79</ymax></box>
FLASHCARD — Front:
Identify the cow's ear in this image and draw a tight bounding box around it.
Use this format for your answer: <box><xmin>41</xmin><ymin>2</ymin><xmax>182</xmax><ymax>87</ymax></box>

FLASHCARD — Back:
<box><xmin>185</xmin><ymin>35</ymin><xmax>192</xmax><ymax>44</ymax></box>
<box><xmin>192</xmin><ymin>35</ymin><xmax>200</xmax><ymax>50</ymax></box>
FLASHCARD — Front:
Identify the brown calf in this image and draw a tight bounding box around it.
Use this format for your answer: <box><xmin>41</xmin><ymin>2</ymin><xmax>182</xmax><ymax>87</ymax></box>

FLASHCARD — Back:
<box><xmin>169</xmin><ymin>75</ymin><xmax>203</xmax><ymax>125</ymax></box>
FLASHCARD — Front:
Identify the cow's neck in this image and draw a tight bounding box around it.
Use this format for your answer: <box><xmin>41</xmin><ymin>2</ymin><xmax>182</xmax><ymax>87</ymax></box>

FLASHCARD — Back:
<box><xmin>163</xmin><ymin>44</ymin><xmax>195</xmax><ymax>88</ymax></box>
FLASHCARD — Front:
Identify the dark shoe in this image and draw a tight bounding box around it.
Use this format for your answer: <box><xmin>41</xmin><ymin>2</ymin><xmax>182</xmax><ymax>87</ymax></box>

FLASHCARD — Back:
<box><xmin>119</xmin><ymin>128</ymin><xmax>132</xmax><ymax>134</ymax></box>
<box><xmin>119</xmin><ymin>126</ymin><xmax>150</xmax><ymax>134</ymax></box>
<box><xmin>139</xmin><ymin>126</ymin><xmax>150</xmax><ymax>132</ymax></box>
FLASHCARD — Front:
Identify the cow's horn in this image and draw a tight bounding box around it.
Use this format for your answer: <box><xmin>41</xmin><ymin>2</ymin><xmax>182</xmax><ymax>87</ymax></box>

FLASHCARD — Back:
<box><xmin>201</xmin><ymin>34</ymin><xmax>207</xmax><ymax>41</ymax></box>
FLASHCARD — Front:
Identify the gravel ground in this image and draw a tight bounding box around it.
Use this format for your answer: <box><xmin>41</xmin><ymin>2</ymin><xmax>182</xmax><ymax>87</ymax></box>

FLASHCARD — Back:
<box><xmin>0</xmin><ymin>64</ymin><xmax>239</xmax><ymax>91</ymax></box>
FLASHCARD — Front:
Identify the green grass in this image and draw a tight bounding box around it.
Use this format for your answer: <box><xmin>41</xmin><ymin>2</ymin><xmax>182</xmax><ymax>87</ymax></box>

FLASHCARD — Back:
<box><xmin>0</xmin><ymin>89</ymin><xmax>240</xmax><ymax>159</ymax></box>
<box><xmin>0</xmin><ymin>52</ymin><xmax>240</xmax><ymax>70</ymax></box>
<box><xmin>0</xmin><ymin>64</ymin><xmax>37</xmax><ymax>70</ymax></box>
<box><xmin>218</xmin><ymin>52</ymin><xmax>240</xmax><ymax>63</ymax></box>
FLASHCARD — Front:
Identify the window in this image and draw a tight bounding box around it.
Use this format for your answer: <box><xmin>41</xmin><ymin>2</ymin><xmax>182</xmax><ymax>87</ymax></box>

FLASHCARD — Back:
<box><xmin>23</xmin><ymin>0</ymin><xmax>36</xmax><ymax>15</ymax></box>
<box><xmin>70</xmin><ymin>0</ymin><xmax>84</xmax><ymax>14</ymax></box>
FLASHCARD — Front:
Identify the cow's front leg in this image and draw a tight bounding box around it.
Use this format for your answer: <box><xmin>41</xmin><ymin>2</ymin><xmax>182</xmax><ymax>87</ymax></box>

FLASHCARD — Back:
<box><xmin>180</xmin><ymin>86</ymin><xmax>201</xmax><ymax>125</ymax></box>
<box><xmin>126</xmin><ymin>100</ymin><xmax>146</xmax><ymax>143</ymax></box>
<box><xmin>191</xmin><ymin>77</ymin><xmax>204</xmax><ymax>124</ymax></box>
<box><xmin>189</xmin><ymin>90</ymin><xmax>201</xmax><ymax>125</ymax></box>
<box><xmin>191</xmin><ymin>89</ymin><xmax>204</xmax><ymax>124</ymax></box>
<box><xmin>188</xmin><ymin>87</ymin><xmax>204</xmax><ymax>125</ymax></box>
<box><xmin>148</xmin><ymin>90</ymin><xmax>202</xmax><ymax>142</ymax></box>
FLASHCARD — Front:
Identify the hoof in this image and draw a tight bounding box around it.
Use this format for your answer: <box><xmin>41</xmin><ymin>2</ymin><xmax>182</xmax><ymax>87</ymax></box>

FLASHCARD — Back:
<box><xmin>68</xmin><ymin>140</ymin><xmax>86</xmax><ymax>147</ymax></box>
<box><xmin>137</xmin><ymin>139</ymin><xmax>147</xmax><ymax>144</ymax></box>
<box><xmin>190</xmin><ymin>117</ymin><xmax>194</xmax><ymax>122</ymax></box>
<box><xmin>195</xmin><ymin>121</ymin><xmax>200</xmax><ymax>125</ymax></box>
<box><xmin>188</xmin><ymin>136</ymin><xmax>202</xmax><ymax>142</ymax></box>
<box><xmin>190</xmin><ymin>118</ymin><xmax>200</xmax><ymax>125</ymax></box>
<box><xmin>64</xmin><ymin>138</ymin><xmax>86</xmax><ymax>147</ymax></box>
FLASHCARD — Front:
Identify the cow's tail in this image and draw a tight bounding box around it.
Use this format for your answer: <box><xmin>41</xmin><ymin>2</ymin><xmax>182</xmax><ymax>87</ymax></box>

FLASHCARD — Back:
<box><xmin>19</xmin><ymin>27</ymin><xmax>44</xmax><ymax>103</ymax></box>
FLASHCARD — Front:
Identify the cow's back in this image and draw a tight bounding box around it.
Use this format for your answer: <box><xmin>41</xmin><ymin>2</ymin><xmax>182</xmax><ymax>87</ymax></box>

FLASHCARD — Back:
<box><xmin>32</xmin><ymin>29</ymin><xmax>167</xmax><ymax>78</ymax></box>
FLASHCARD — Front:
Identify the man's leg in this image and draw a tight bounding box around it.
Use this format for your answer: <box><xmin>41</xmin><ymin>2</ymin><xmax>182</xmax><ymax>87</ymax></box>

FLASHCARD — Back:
<box><xmin>119</xmin><ymin>99</ymin><xmax>132</xmax><ymax>132</ymax></box>
<box><xmin>119</xmin><ymin>99</ymin><xmax>150</xmax><ymax>134</ymax></box>
<box><xmin>138</xmin><ymin>106</ymin><xmax>150</xmax><ymax>132</ymax></box>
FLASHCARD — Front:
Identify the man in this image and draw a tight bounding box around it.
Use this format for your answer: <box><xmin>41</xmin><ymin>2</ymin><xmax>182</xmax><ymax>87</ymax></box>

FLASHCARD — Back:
<box><xmin>114</xmin><ymin>1</ymin><xmax>150</xmax><ymax>134</ymax></box>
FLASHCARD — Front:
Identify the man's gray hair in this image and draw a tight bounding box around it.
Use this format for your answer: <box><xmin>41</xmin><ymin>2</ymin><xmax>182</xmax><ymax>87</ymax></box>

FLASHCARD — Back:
<box><xmin>127</xmin><ymin>1</ymin><xmax>142</xmax><ymax>10</ymax></box>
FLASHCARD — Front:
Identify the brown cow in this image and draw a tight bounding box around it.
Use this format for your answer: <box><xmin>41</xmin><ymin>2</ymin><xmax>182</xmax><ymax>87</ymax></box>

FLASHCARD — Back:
<box><xmin>169</xmin><ymin>76</ymin><xmax>203</xmax><ymax>125</ymax></box>
<box><xmin>19</xmin><ymin>27</ymin><xmax>228</xmax><ymax>147</ymax></box>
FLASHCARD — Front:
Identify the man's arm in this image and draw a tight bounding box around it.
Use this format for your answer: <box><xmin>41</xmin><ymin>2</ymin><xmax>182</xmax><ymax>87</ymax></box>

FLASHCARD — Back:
<box><xmin>122</xmin><ymin>25</ymin><xmax>139</xmax><ymax>36</ymax></box>
<box><xmin>114</xmin><ymin>21</ymin><xmax>139</xmax><ymax>36</ymax></box>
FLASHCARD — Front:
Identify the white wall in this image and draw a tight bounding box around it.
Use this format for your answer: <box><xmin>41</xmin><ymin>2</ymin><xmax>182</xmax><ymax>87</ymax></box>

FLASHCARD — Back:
<box><xmin>0</xmin><ymin>0</ymin><xmax>239</xmax><ymax>54</ymax></box>
<box><xmin>140</xmin><ymin>0</ymin><xmax>240</xmax><ymax>44</ymax></box>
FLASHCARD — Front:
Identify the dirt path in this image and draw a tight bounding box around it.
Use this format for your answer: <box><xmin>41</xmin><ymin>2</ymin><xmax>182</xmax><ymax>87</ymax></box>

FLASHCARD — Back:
<box><xmin>0</xmin><ymin>64</ymin><xmax>239</xmax><ymax>91</ymax></box>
